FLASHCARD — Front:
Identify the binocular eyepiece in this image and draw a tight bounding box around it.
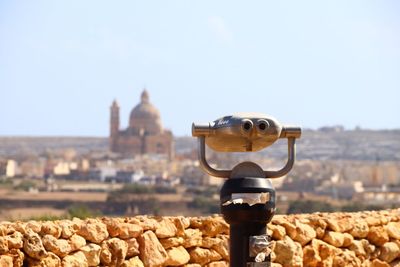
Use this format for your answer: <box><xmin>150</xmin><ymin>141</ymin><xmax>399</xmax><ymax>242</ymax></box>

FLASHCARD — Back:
<box><xmin>192</xmin><ymin>113</ymin><xmax>301</xmax><ymax>152</ymax></box>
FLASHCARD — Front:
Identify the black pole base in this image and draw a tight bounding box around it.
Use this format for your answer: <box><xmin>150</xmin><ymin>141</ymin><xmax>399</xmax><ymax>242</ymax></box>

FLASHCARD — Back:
<box><xmin>220</xmin><ymin>177</ymin><xmax>275</xmax><ymax>267</ymax></box>
<box><xmin>229</xmin><ymin>222</ymin><xmax>271</xmax><ymax>267</ymax></box>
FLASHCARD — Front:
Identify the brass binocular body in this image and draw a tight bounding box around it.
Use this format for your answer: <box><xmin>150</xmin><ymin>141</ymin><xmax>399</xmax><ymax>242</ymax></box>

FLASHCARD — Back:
<box><xmin>192</xmin><ymin>112</ymin><xmax>301</xmax><ymax>178</ymax></box>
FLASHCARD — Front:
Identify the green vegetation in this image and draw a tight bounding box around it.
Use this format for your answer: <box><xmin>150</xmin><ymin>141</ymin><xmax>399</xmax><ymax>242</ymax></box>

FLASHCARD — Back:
<box><xmin>186</xmin><ymin>185</ymin><xmax>219</xmax><ymax>198</ymax></box>
<box><xmin>25</xmin><ymin>204</ymin><xmax>102</xmax><ymax>221</ymax></box>
<box><xmin>287</xmin><ymin>200</ymin><xmax>335</xmax><ymax>214</ymax></box>
<box><xmin>67</xmin><ymin>204</ymin><xmax>102</xmax><ymax>219</ymax></box>
<box><xmin>117</xmin><ymin>184</ymin><xmax>177</xmax><ymax>194</ymax></box>
<box><xmin>287</xmin><ymin>200</ymin><xmax>389</xmax><ymax>214</ymax></box>
<box><xmin>341</xmin><ymin>202</ymin><xmax>385</xmax><ymax>212</ymax></box>
<box><xmin>146</xmin><ymin>197</ymin><xmax>161</xmax><ymax>216</ymax></box>
<box><xmin>188</xmin><ymin>196</ymin><xmax>219</xmax><ymax>214</ymax></box>
<box><xmin>26</xmin><ymin>214</ymin><xmax>69</xmax><ymax>221</ymax></box>
<box><xmin>0</xmin><ymin>177</ymin><xmax>13</xmax><ymax>188</ymax></box>
<box><xmin>13</xmin><ymin>180</ymin><xmax>36</xmax><ymax>191</ymax></box>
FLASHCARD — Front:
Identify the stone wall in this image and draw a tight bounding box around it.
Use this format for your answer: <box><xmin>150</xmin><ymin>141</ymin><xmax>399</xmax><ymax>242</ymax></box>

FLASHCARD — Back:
<box><xmin>0</xmin><ymin>209</ymin><xmax>400</xmax><ymax>266</ymax></box>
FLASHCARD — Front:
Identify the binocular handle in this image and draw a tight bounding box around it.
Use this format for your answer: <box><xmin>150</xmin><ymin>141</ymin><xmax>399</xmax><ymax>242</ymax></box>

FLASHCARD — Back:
<box><xmin>280</xmin><ymin>126</ymin><xmax>301</xmax><ymax>139</ymax></box>
<box><xmin>197</xmin><ymin>136</ymin><xmax>297</xmax><ymax>179</ymax></box>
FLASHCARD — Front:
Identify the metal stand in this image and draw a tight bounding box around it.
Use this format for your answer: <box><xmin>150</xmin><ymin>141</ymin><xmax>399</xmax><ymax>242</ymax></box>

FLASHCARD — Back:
<box><xmin>192</xmin><ymin>114</ymin><xmax>301</xmax><ymax>267</ymax></box>
<box><xmin>220</xmin><ymin>177</ymin><xmax>275</xmax><ymax>267</ymax></box>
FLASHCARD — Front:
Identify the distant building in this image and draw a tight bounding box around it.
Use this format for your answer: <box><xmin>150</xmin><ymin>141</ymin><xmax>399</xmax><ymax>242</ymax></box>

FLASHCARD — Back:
<box><xmin>6</xmin><ymin>159</ymin><xmax>18</xmax><ymax>177</ymax></box>
<box><xmin>353</xmin><ymin>185</ymin><xmax>400</xmax><ymax>204</ymax></box>
<box><xmin>318</xmin><ymin>125</ymin><xmax>344</xmax><ymax>133</ymax></box>
<box><xmin>110</xmin><ymin>89</ymin><xmax>174</xmax><ymax>159</ymax></box>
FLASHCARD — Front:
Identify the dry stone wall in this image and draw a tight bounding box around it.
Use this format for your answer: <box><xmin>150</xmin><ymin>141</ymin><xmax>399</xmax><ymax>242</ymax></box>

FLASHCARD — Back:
<box><xmin>0</xmin><ymin>209</ymin><xmax>400</xmax><ymax>266</ymax></box>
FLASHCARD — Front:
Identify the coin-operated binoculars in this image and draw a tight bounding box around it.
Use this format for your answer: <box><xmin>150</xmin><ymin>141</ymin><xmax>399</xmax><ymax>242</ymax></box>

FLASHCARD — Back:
<box><xmin>192</xmin><ymin>113</ymin><xmax>301</xmax><ymax>267</ymax></box>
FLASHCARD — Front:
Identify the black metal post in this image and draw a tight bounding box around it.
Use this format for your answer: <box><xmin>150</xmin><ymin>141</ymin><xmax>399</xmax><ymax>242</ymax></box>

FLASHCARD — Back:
<box><xmin>229</xmin><ymin>222</ymin><xmax>268</xmax><ymax>267</ymax></box>
<box><xmin>220</xmin><ymin>177</ymin><xmax>275</xmax><ymax>267</ymax></box>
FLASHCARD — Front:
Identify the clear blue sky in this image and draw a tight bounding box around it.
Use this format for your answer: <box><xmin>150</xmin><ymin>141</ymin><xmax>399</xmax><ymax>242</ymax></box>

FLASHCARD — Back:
<box><xmin>0</xmin><ymin>1</ymin><xmax>399</xmax><ymax>136</ymax></box>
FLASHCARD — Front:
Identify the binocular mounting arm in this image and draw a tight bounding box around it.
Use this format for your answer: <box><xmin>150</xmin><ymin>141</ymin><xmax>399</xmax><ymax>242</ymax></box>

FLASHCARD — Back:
<box><xmin>197</xmin><ymin>135</ymin><xmax>297</xmax><ymax>179</ymax></box>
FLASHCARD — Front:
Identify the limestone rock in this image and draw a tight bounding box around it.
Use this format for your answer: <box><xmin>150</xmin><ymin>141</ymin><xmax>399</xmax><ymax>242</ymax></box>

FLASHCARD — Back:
<box><xmin>386</xmin><ymin>222</ymin><xmax>400</xmax><ymax>239</ymax></box>
<box><xmin>100</xmin><ymin>237</ymin><xmax>128</xmax><ymax>266</ymax></box>
<box><xmin>200</xmin><ymin>217</ymin><xmax>229</xmax><ymax>237</ymax></box>
<box><xmin>160</xmin><ymin>236</ymin><xmax>184</xmax><ymax>249</ymax></box>
<box><xmin>119</xmin><ymin>223</ymin><xmax>143</xmax><ymax>239</ymax></box>
<box><xmin>206</xmin><ymin>261</ymin><xmax>229</xmax><ymax>267</ymax></box>
<box><xmin>366</xmin><ymin>217</ymin><xmax>382</xmax><ymax>227</ymax></box>
<box><xmin>280</xmin><ymin>220</ymin><xmax>297</xmax><ymax>238</ymax></box>
<box><xmin>26</xmin><ymin>252</ymin><xmax>61</xmax><ymax>267</ymax></box>
<box><xmin>379</xmin><ymin>242</ymin><xmax>400</xmax><ymax>263</ymax></box>
<box><xmin>371</xmin><ymin>259</ymin><xmax>390</xmax><ymax>267</ymax></box>
<box><xmin>23</xmin><ymin>230</ymin><xmax>48</xmax><ymax>260</ymax></box>
<box><xmin>183</xmin><ymin>228</ymin><xmax>203</xmax><ymax>248</ymax></box>
<box><xmin>306</xmin><ymin>217</ymin><xmax>327</xmax><ymax>239</ymax></box>
<box><xmin>0</xmin><ymin>225</ymin><xmax>7</xmax><ymax>236</ymax></box>
<box><xmin>126</xmin><ymin>237</ymin><xmax>140</xmax><ymax>257</ymax></box>
<box><xmin>80</xmin><ymin>243</ymin><xmax>101</xmax><ymax>267</ymax></box>
<box><xmin>342</xmin><ymin>233</ymin><xmax>354</xmax><ymax>247</ymax></box>
<box><xmin>26</xmin><ymin>221</ymin><xmax>42</xmax><ymax>233</ymax></box>
<box><xmin>138</xmin><ymin>230</ymin><xmax>168</xmax><ymax>267</ymax></box>
<box><xmin>349</xmin><ymin>240</ymin><xmax>367</xmax><ymax>258</ymax></box>
<box><xmin>323</xmin><ymin>231</ymin><xmax>345</xmax><ymax>247</ymax></box>
<box><xmin>40</xmin><ymin>221</ymin><xmax>61</xmax><ymax>238</ymax></box>
<box><xmin>6</xmin><ymin>231</ymin><xmax>23</xmax><ymax>249</ymax></box>
<box><xmin>78</xmin><ymin>219</ymin><xmax>109</xmax><ymax>244</ymax></box>
<box><xmin>58</xmin><ymin>220</ymin><xmax>78</xmax><ymax>239</ymax></box>
<box><xmin>368</xmin><ymin>226</ymin><xmax>389</xmax><ymax>246</ymax></box>
<box><xmin>0</xmin><ymin>255</ymin><xmax>14</xmax><ymax>267</ymax></box>
<box><xmin>292</xmin><ymin>222</ymin><xmax>316</xmax><ymax>246</ymax></box>
<box><xmin>13</xmin><ymin>222</ymin><xmax>27</xmax><ymax>234</ymax></box>
<box><xmin>179</xmin><ymin>216</ymin><xmax>191</xmax><ymax>229</ymax></box>
<box><xmin>190</xmin><ymin>217</ymin><xmax>204</xmax><ymax>229</ymax></box>
<box><xmin>62</xmin><ymin>251</ymin><xmax>88</xmax><ymax>267</ymax></box>
<box><xmin>166</xmin><ymin>246</ymin><xmax>190</xmax><ymax>266</ymax></box>
<box><xmin>201</xmin><ymin>237</ymin><xmax>222</xmax><ymax>248</ymax></box>
<box><xmin>121</xmin><ymin>256</ymin><xmax>145</xmax><ymax>267</ymax></box>
<box><xmin>103</xmin><ymin>217</ymin><xmax>123</xmax><ymax>237</ymax></box>
<box><xmin>173</xmin><ymin>217</ymin><xmax>189</xmax><ymax>236</ymax></box>
<box><xmin>0</xmin><ymin>236</ymin><xmax>8</xmax><ymax>254</ymax></box>
<box><xmin>212</xmin><ymin>235</ymin><xmax>229</xmax><ymax>261</ymax></box>
<box><xmin>333</xmin><ymin>250</ymin><xmax>361</xmax><ymax>267</ymax></box>
<box><xmin>189</xmin><ymin>247</ymin><xmax>222</xmax><ymax>265</ymax></box>
<box><xmin>325</xmin><ymin>217</ymin><xmax>353</xmax><ymax>233</ymax></box>
<box><xmin>7</xmin><ymin>248</ymin><xmax>24</xmax><ymax>267</ymax></box>
<box><xmin>269</xmin><ymin>224</ymin><xmax>286</xmax><ymax>240</ymax></box>
<box><xmin>69</xmin><ymin>234</ymin><xmax>86</xmax><ymax>251</ymax></box>
<box><xmin>273</xmin><ymin>236</ymin><xmax>303</xmax><ymax>267</ymax></box>
<box><xmin>350</xmin><ymin>220</ymin><xmax>369</xmax><ymax>238</ymax></box>
<box><xmin>42</xmin><ymin>234</ymin><xmax>72</xmax><ymax>257</ymax></box>
<box><xmin>104</xmin><ymin>218</ymin><xmax>143</xmax><ymax>239</ymax></box>
<box><xmin>155</xmin><ymin>218</ymin><xmax>178</xmax><ymax>238</ymax></box>
<box><xmin>134</xmin><ymin>216</ymin><xmax>159</xmax><ymax>231</ymax></box>
<box><xmin>303</xmin><ymin>239</ymin><xmax>338</xmax><ymax>267</ymax></box>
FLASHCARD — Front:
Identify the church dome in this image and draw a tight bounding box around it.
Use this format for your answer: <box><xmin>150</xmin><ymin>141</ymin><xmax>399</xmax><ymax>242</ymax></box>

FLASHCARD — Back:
<box><xmin>129</xmin><ymin>90</ymin><xmax>163</xmax><ymax>135</ymax></box>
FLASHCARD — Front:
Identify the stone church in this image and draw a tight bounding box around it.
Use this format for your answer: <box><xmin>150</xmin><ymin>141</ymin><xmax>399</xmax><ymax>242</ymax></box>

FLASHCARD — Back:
<box><xmin>109</xmin><ymin>89</ymin><xmax>174</xmax><ymax>159</ymax></box>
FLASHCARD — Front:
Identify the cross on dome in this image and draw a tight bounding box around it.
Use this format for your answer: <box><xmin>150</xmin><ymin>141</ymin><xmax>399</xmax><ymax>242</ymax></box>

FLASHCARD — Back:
<box><xmin>141</xmin><ymin>89</ymin><xmax>149</xmax><ymax>103</ymax></box>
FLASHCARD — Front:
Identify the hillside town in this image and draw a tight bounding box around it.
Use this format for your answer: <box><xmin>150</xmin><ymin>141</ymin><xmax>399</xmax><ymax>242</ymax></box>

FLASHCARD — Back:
<box><xmin>0</xmin><ymin>90</ymin><xmax>399</xmax><ymax>220</ymax></box>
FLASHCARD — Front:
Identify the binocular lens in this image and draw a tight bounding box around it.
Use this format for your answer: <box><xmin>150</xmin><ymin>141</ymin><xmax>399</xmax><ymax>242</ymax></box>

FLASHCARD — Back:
<box><xmin>243</xmin><ymin>122</ymin><xmax>252</xmax><ymax>131</ymax></box>
<box><xmin>241</xmin><ymin>120</ymin><xmax>253</xmax><ymax>133</ymax></box>
<box><xmin>257</xmin><ymin>119</ymin><xmax>270</xmax><ymax>133</ymax></box>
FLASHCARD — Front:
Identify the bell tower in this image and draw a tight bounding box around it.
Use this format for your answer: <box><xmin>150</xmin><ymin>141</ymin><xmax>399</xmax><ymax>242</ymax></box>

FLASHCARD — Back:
<box><xmin>110</xmin><ymin>99</ymin><xmax>120</xmax><ymax>151</ymax></box>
